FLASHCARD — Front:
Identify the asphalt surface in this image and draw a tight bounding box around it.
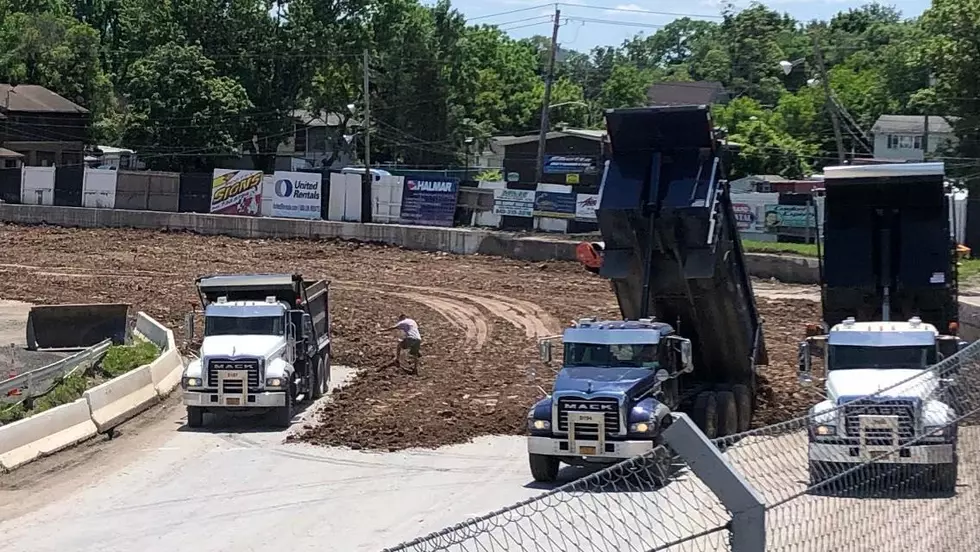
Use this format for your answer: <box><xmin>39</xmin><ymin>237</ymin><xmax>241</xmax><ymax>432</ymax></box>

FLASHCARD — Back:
<box><xmin>0</xmin><ymin>299</ymin><xmax>67</xmax><ymax>379</ymax></box>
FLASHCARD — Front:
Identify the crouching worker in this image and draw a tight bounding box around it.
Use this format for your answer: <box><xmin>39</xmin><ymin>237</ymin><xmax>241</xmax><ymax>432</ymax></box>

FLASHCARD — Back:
<box><xmin>380</xmin><ymin>314</ymin><xmax>422</xmax><ymax>373</ymax></box>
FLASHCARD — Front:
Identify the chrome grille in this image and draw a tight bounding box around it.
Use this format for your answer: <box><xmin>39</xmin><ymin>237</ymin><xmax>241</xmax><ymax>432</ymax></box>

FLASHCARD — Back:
<box><xmin>557</xmin><ymin>397</ymin><xmax>620</xmax><ymax>435</ymax></box>
<box><xmin>843</xmin><ymin>399</ymin><xmax>916</xmax><ymax>440</ymax></box>
<box><xmin>207</xmin><ymin>359</ymin><xmax>261</xmax><ymax>392</ymax></box>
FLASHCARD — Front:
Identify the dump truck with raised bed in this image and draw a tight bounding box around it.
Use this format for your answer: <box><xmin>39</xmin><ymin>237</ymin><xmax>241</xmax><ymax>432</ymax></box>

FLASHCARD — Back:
<box><xmin>797</xmin><ymin>162</ymin><xmax>966</xmax><ymax>491</ymax></box>
<box><xmin>526</xmin><ymin>105</ymin><xmax>767</xmax><ymax>482</ymax></box>
<box><xmin>181</xmin><ymin>274</ymin><xmax>331</xmax><ymax>428</ymax></box>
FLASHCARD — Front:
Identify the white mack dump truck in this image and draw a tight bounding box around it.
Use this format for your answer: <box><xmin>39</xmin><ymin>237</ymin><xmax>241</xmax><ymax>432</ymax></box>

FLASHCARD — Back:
<box><xmin>798</xmin><ymin>162</ymin><xmax>966</xmax><ymax>492</ymax></box>
<box><xmin>181</xmin><ymin>273</ymin><xmax>331</xmax><ymax>428</ymax></box>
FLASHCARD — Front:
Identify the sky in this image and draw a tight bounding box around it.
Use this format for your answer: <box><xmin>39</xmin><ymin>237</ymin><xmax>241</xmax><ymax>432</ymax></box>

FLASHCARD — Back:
<box><xmin>441</xmin><ymin>0</ymin><xmax>931</xmax><ymax>51</ymax></box>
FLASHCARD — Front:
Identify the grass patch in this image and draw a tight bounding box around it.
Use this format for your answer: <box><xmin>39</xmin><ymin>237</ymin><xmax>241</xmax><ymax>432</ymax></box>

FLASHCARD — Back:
<box><xmin>742</xmin><ymin>240</ymin><xmax>819</xmax><ymax>257</ymax></box>
<box><xmin>0</xmin><ymin>372</ymin><xmax>88</xmax><ymax>425</ymax></box>
<box><xmin>101</xmin><ymin>340</ymin><xmax>160</xmax><ymax>378</ymax></box>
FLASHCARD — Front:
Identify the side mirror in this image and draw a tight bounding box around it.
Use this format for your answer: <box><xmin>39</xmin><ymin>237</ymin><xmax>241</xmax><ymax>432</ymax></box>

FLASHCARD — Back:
<box><xmin>654</xmin><ymin>369</ymin><xmax>670</xmax><ymax>384</ymax></box>
<box><xmin>798</xmin><ymin>341</ymin><xmax>812</xmax><ymax>385</ymax></box>
<box><xmin>539</xmin><ymin>339</ymin><xmax>553</xmax><ymax>364</ymax></box>
<box><xmin>302</xmin><ymin>313</ymin><xmax>313</xmax><ymax>336</ymax></box>
<box><xmin>679</xmin><ymin>338</ymin><xmax>693</xmax><ymax>373</ymax></box>
<box><xmin>185</xmin><ymin>312</ymin><xmax>195</xmax><ymax>341</ymax></box>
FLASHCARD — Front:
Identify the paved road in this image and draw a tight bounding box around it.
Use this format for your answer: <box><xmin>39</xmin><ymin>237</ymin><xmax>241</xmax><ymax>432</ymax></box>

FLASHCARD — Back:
<box><xmin>0</xmin><ymin>299</ymin><xmax>30</xmax><ymax>346</ymax></box>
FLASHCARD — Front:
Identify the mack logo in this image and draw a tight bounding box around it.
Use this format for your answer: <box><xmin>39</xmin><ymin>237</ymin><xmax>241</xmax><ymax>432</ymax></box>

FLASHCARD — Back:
<box><xmin>563</xmin><ymin>402</ymin><xmax>616</xmax><ymax>412</ymax></box>
<box><xmin>213</xmin><ymin>362</ymin><xmax>254</xmax><ymax>370</ymax></box>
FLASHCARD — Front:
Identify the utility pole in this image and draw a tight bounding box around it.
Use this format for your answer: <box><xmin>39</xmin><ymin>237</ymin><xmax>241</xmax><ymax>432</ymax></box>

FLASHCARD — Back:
<box><xmin>923</xmin><ymin>114</ymin><xmax>930</xmax><ymax>161</ymax></box>
<box><xmin>534</xmin><ymin>7</ymin><xmax>561</xmax><ymax>184</ymax></box>
<box><xmin>812</xmin><ymin>33</ymin><xmax>846</xmax><ymax>165</ymax></box>
<box><xmin>362</xmin><ymin>49</ymin><xmax>372</xmax><ymax>188</ymax></box>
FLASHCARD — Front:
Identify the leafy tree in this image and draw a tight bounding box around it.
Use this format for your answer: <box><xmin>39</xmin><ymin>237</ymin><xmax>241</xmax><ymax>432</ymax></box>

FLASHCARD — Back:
<box><xmin>120</xmin><ymin>43</ymin><xmax>251</xmax><ymax>171</ymax></box>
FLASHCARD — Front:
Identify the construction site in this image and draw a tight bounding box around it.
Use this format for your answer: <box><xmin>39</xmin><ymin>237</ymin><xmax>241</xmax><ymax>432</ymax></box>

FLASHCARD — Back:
<box><xmin>0</xmin><ymin>222</ymin><xmax>819</xmax><ymax>450</ymax></box>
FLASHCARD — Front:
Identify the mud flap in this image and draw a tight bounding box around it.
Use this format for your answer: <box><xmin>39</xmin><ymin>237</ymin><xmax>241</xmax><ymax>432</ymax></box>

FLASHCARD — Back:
<box><xmin>26</xmin><ymin>303</ymin><xmax>129</xmax><ymax>350</ymax></box>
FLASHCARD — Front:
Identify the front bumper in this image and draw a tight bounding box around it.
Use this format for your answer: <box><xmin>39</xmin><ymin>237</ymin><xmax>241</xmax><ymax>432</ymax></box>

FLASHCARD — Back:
<box><xmin>183</xmin><ymin>390</ymin><xmax>286</xmax><ymax>408</ymax></box>
<box><xmin>528</xmin><ymin>436</ymin><xmax>654</xmax><ymax>461</ymax></box>
<box><xmin>808</xmin><ymin>442</ymin><xmax>955</xmax><ymax>465</ymax></box>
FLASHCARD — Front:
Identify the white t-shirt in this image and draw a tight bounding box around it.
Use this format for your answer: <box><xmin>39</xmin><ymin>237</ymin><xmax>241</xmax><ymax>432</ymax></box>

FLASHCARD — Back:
<box><xmin>396</xmin><ymin>318</ymin><xmax>421</xmax><ymax>341</ymax></box>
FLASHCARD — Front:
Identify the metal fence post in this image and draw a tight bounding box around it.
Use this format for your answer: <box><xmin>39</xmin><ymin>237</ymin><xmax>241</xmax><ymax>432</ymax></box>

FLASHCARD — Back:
<box><xmin>662</xmin><ymin>413</ymin><xmax>766</xmax><ymax>552</ymax></box>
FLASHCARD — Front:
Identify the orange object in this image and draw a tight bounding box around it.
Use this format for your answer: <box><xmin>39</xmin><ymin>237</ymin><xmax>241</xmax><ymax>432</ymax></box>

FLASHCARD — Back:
<box><xmin>805</xmin><ymin>323</ymin><xmax>822</xmax><ymax>337</ymax></box>
<box><xmin>949</xmin><ymin>321</ymin><xmax>959</xmax><ymax>335</ymax></box>
<box><xmin>576</xmin><ymin>242</ymin><xmax>603</xmax><ymax>269</ymax></box>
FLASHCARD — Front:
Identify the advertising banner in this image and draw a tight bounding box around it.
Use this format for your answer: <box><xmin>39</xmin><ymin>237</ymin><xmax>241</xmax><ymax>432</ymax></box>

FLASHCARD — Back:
<box><xmin>271</xmin><ymin>171</ymin><xmax>322</xmax><ymax>219</ymax></box>
<box><xmin>492</xmin><ymin>189</ymin><xmax>535</xmax><ymax>217</ymax></box>
<box><xmin>399</xmin><ymin>178</ymin><xmax>459</xmax><ymax>227</ymax></box>
<box><xmin>211</xmin><ymin>169</ymin><xmax>262</xmax><ymax>215</ymax></box>
<box><xmin>533</xmin><ymin>191</ymin><xmax>576</xmax><ymax>219</ymax></box>
<box><xmin>732</xmin><ymin>203</ymin><xmax>759</xmax><ymax>232</ymax></box>
<box><xmin>575</xmin><ymin>193</ymin><xmax>599</xmax><ymax>221</ymax></box>
<box><xmin>543</xmin><ymin>155</ymin><xmax>597</xmax><ymax>175</ymax></box>
<box><xmin>763</xmin><ymin>204</ymin><xmax>816</xmax><ymax>229</ymax></box>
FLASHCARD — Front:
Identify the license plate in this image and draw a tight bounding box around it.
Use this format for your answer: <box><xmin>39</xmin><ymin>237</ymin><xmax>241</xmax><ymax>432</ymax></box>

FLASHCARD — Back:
<box><xmin>579</xmin><ymin>445</ymin><xmax>597</xmax><ymax>455</ymax></box>
<box><xmin>225</xmin><ymin>397</ymin><xmax>241</xmax><ymax>406</ymax></box>
<box><xmin>223</xmin><ymin>371</ymin><xmax>244</xmax><ymax>380</ymax></box>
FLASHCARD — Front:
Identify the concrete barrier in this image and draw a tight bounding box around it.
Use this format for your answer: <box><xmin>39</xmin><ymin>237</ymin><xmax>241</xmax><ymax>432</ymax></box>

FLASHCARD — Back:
<box><xmin>0</xmin><ymin>398</ymin><xmax>97</xmax><ymax>471</ymax></box>
<box><xmin>134</xmin><ymin>312</ymin><xmax>184</xmax><ymax>397</ymax></box>
<box><xmin>959</xmin><ymin>297</ymin><xmax>980</xmax><ymax>342</ymax></box>
<box><xmin>83</xmin><ymin>364</ymin><xmax>159</xmax><ymax>433</ymax></box>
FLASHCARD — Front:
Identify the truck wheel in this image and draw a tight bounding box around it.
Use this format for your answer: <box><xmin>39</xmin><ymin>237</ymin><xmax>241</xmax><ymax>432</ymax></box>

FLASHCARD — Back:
<box><xmin>933</xmin><ymin>459</ymin><xmax>958</xmax><ymax>494</ymax></box>
<box><xmin>716</xmin><ymin>391</ymin><xmax>738</xmax><ymax>437</ymax></box>
<box><xmin>732</xmin><ymin>384</ymin><xmax>752</xmax><ymax>432</ymax></box>
<box><xmin>693</xmin><ymin>391</ymin><xmax>718</xmax><ymax>439</ymax></box>
<box><xmin>529</xmin><ymin>454</ymin><xmax>560</xmax><ymax>483</ymax></box>
<box><xmin>186</xmin><ymin>406</ymin><xmax>204</xmax><ymax>429</ymax></box>
<box><xmin>310</xmin><ymin>358</ymin><xmax>325</xmax><ymax>400</ymax></box>
<box><xmin>272</xmin><ymin>392</ymin><xmax>294</xmax><ymax>429</ymax></box>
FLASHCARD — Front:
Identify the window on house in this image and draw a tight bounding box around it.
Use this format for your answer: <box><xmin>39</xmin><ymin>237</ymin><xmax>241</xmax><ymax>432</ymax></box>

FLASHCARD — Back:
<box><xmin>887</xmin><ymin>134</ymin><xmax>923</xmax><ymax>150</ymax></box>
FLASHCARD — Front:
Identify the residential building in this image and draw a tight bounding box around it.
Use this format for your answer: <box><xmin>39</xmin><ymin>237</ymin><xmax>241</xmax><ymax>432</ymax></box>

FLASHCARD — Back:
<box><xmin>220</xmin><ymin>109</ymin><xmax>357</xmax><ymax>171</ymax></box>
<box><xmin>871</xmin><ymin>115</ymin><xmax>958</xmax><ymax>162</ymax></box>
<box><xmin>0</xmin><ymin>84</ymin><xmax>91</xmax><ymax>167</ymax></box>
<box><xmin>647</xmin><ymin>81</ymin><xmax>731</xmax><ymax>107</ymax></box>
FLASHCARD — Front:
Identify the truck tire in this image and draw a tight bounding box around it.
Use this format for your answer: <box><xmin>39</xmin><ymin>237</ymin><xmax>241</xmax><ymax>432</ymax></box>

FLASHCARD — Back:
<box><xmin>272</xmin><ymin>391</ymin><xmax>294</xmax><ymax>429</ymax></box>
<box><xmin>716</xmin><ymin>391</ymin><xmax>738</xmax><ymax>437</ymax></box>
<box><xmin>933</xmin><ymin>458</ymin><xmax>958</xmax><ymax>494</ymax></box>
<box><xmin>310</xmin><ymin>357</ymin><xmax>326</xmax><ymax>400</ymax></box>
<box><xmin>732</xmin><ymin>384</ymin><xmax>752</xmax><ymax>433</ymax></box>
<box><xmin>529</xmin><ymin>454</ymin><xmax>560</xmax><ymax>483</ymax></box>
<box><xmin>186</xmin><ymin>406</ymin><xmax>204</xmax><ymax>429</ymax></box>
<box><xmin>692</xmin><ymin>391</ymin><xmax>718</xmax><ymax>439</ymax></box>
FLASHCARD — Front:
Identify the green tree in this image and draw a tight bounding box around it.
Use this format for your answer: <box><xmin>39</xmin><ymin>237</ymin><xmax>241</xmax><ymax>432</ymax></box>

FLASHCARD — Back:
<box><xmin>120</xmin><ymin>42</ymin><xmax>251</xmax><ymax>171</ymax></box>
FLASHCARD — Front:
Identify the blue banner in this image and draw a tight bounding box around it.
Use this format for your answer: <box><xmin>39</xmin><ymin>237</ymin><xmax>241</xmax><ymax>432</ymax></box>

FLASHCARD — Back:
<box><xmin>533</xmin><ymin>191</ymin><xmax>576</xmax><ymax>219</ymax></box>
<box><xmin>399</xmin><ymin>178</ymin><xmax>459</xmax><ymax>227</ymax></box>
<box><xmin>543</xmin><ymin>155</ymin><xmax>598</xmax><ymax>175</ymax></box>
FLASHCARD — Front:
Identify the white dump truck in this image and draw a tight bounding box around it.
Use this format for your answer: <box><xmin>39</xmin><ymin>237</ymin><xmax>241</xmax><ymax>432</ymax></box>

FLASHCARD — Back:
<box><xmin>181</xmin><ymin>273</ymin><xmax>331</xmax><ymax>428</ymax></box>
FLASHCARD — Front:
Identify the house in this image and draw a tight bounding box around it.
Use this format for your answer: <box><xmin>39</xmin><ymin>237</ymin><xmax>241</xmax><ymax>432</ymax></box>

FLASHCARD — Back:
<box><xmin>0</xmin><ymin>84</ymin><xmax>91</xmax><ymax>167</ymax></box>
<box><xmin>492</xmin><ymin>128</ymin><xmax>606</xmax><ymax>188</ymax></box>
<box><xmin>647</xmin><ymin>81</ymin><xmax>731</xmax><ymax>107</ymax></box>
<box><xmin>220</xmin><ymin>109</ymin><xmax>357</xmax><ymax>171</ymax></box>
<box><xmin>871</xmin><ymin>115</ymin><xmax>959</xmax><ymax>162</ymax></box>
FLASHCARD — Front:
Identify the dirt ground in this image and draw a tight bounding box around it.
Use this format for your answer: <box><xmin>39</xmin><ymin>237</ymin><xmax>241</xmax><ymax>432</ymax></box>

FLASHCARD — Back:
<box><xmin>0</xmin><ymin>223</ymin><xmax>820</xmax><ymax>450</ymax></box>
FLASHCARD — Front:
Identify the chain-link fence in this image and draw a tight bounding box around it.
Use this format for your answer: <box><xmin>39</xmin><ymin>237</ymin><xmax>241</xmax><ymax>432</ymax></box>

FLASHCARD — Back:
<box><xmin>383</xmin><ymin>339</ymin><xmax>980</xmax><ymax>552</ymax></box>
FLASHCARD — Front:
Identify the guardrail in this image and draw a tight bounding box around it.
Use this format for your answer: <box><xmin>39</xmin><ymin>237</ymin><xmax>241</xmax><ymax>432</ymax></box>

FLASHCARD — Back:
<box><xmin>0</xmin><ymin>339</ymin><xmax>112</xmax><ymax>406</ymax></box>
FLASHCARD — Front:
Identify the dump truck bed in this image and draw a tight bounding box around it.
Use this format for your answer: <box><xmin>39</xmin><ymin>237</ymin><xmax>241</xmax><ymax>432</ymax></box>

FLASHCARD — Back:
<box><xmin>821</xmin><ymin>163</ymin><xmax>958</xmax><ymax>330</ymax></box>
<box><xmin>592</xmin><ymin>106</ymin><xmax>766</xmax><ymax>387</ymax></box>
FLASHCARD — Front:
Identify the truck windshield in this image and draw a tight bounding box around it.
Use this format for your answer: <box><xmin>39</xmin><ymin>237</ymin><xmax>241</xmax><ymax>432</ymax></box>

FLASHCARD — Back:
<box><xmin>205</xmin><ymin>316</ymin><xmax>284</xmax><ymax>336</ymax></box>
<box><xmin>564</xmin><ymin>343</ymin><xmax>659</xmax><ymax>368</ymax></box>
<box><xmin>828</xmin><ymin>345</ymin><xmax>934</xmax><ymax>371</ymax></box>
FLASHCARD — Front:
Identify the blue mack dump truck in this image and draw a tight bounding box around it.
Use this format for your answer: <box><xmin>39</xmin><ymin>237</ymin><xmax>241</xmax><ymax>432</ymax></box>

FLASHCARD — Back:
<box><xmin>527</xmin><ymin>105</ymin><xmax>768</xmax><ymax>482</ymax></box>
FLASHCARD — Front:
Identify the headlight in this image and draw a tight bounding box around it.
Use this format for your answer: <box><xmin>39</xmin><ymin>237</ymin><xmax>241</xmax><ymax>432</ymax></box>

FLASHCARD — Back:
<box><xmin>813</xmin><ymin>424</ymin><xmax>836</xmax><ymax>436</ymax></box>
<box><xmin>528</xmin><ymin>419</ymin><xmax>550</xmax><ymax>431</ymax></box>
<box><xmin>182</xmin><ymin>377</ymin><xmax>202</xmax><ymax>388</ymax></box>
<box><xmin>925</xmin><ymin>425</ymin><xmax>955</xmax><ymax>439</ymax></box>
<box><xmin>266</xmin><ymin>377</ymin><xmax>285</xmax><ymax>388</ymax></box>
<box><xmin>630</xmin><ymin>422</ymin><xmax>653</xmax><ymax>433</ymax></box>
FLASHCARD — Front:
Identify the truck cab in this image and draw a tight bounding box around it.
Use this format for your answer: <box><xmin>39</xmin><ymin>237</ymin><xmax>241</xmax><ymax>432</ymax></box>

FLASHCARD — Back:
<box><xmin>526</xmin><ymin>318</ymin><xmax>692</xmax><ymax>482</ymax></box>
<box><xmin>800</xmin><ymin>316</ymin><xmax>959</xmax><ymax>490</ymax></box>
<box><xmin>181</xmin><ymin>274</ymin><xmax>331</xmax><ymax>428</ymax></box>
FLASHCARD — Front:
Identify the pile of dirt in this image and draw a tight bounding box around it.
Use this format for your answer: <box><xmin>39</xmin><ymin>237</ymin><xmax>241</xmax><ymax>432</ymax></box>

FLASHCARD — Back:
<box><xmin>0</xmin><ymin>223</ymin><xmax>822</xmax><ymax>450</ymax></box>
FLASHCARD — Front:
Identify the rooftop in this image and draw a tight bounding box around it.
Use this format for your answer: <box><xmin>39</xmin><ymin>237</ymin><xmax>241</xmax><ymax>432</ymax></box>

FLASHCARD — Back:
<box><xmin>0</xmin><ymin>84</ymin><xmax>89</xmax><ymax>114</ymax></box>
<box><xmin>647</xmin><ymin>81</ymin><xmax>729</xmax><ymax>107</ymax></box>
<box><xmin>872</xmin><ymin>115</ymin><xmax>957</xmax><ymax>135</ymax></box>
<box><xmin>492</xmin><ymin>128</ymin><xmax>606</xmax><ymax>146</ymax></box>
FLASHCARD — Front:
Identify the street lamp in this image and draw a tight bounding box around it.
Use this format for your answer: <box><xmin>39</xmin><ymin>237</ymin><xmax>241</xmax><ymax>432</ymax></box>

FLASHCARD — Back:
<box><xmin>779</xmin><ymin>59</ymin><xmax>805</xmax><ymax>76</ymax></box>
